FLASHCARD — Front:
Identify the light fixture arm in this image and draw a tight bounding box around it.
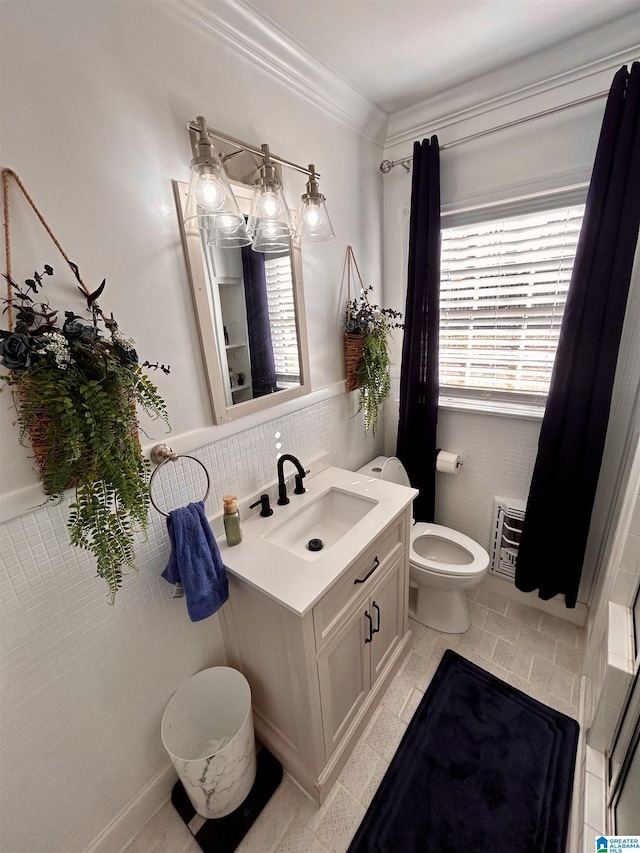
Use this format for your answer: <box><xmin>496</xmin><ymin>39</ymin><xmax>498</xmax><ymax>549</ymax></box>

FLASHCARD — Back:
<box><xmin>258</xmin><ymin>143</ymin><xmax>279</xmax><ymax>186</ymax></box>
<box><xmin>301</xmin><ymin>164</ymin><xmax>325</xmax><ymax>202</ymax></box>
<box><xmin>191</xmin><ymin>115</ymin><xmax>218</xmax><ymax>167</ymax></box>
<box><xmin>188</xmin><ymin>119</ymin><xmax>320</xmax><ymax>179</ymax></box>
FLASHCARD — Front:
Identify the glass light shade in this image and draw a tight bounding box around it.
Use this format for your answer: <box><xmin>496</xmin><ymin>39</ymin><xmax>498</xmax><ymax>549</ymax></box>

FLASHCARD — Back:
<box><xmin>247</xmin><ymin>182</ymin><xmax>295</xmax><ymax>239</ymax></box>
<box><xmin>250</xmin><ymin>221</ymin><xmax>292</xmax><ymax>253</ymax></box>
<box><xmin>206</xmin><ymin>215</ymin><xmax>252</xmax><ymax>249</ymax></box>
<box><xmin>296</xmin><ymin>196</ymin><xmax>335</xmax><ymax>243</ymax></box>
<box><xmin>184</xmin><ymin>160</ymin><xmax>251</xmax><ymax>247</ymax></box>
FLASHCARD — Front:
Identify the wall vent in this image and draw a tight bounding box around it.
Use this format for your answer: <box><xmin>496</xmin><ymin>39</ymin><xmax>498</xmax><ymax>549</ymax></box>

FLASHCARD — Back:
<box><xmin>490</xmin><ymin>497</ymin><xmax>527</xmax><ymax>581</ymax></box>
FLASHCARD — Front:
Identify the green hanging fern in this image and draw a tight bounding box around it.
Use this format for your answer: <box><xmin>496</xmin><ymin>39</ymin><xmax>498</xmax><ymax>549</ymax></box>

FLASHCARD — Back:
<box><xmin>356</xmin><ymin>330</ymin><xmax>392</xmax><ymax>436</ymax></box>
<box><xmin>345</xmin><ymin>285</ymin><xmax>402</xmax><ymax>437</ymax></box>
<box><xmin>1</xmin><ymin>266</ymin><xmax>169</xmax><ymax>603</ymax></box>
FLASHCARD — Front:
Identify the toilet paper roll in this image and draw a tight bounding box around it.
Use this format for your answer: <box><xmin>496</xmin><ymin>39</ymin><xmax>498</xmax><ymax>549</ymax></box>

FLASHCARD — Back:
<box><xmin>436</xmin><ymin>450</ymin><xmax>462</xmax><ymax>475</ymax></box>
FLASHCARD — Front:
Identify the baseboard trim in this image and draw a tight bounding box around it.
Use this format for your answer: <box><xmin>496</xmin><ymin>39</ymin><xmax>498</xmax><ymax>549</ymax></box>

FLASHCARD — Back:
<box><xmin>482</xmin><ymin>572</ymin><xmax>588</xmax><ymax>627</ymax></box>
<box><xmin>84</xmin><ymin>763</ymin><xmax>177</xmax><ymax>853</ymax></box>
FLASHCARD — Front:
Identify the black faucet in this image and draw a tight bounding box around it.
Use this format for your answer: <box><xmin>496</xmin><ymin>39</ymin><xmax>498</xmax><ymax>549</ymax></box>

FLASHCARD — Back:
<box><xmin>277</xmin><ymin>454</ymin><xmax>307</xmax><ymax>505</ymax></box>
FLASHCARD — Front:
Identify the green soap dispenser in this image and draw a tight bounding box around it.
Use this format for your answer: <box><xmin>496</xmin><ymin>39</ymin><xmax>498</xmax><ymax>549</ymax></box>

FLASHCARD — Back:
<box><xmin>223</xmin><ymin>494</ymin><xmax>242</xmax><ymax>546</ymax></box>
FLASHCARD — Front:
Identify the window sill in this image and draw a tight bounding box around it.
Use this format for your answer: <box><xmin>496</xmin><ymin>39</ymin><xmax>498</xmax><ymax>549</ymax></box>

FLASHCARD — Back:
<box><xmin>438</xmin><ymin>395</ymin><xmax>545</xmax><ymax>420</ymax></box>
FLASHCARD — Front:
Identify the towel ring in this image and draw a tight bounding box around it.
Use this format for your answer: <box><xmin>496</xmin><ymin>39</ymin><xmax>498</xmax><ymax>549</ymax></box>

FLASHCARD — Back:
<box><xmin>148</xmin><ymin>444</ymin><xmax>211</xmax><ymax>518</ymax></box>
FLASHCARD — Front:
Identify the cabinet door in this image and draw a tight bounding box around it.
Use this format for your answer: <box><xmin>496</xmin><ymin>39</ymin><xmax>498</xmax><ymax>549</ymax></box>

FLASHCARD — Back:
<box><xmin>317</xmin><ymin>608</ymin><xmax>370</xmax><ymax>757</ymax></box>
<box><xmin>369</xmin><ymin>554</ymin><xmax>404</xmax><ymax>685</ymax></box>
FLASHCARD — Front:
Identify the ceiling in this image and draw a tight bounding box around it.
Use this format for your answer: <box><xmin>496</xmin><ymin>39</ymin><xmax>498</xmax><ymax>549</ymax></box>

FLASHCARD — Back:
<box><xmin>245</xmin><ymin>0</ymin><xmax>639</xmax><ymax>115</ymax></box>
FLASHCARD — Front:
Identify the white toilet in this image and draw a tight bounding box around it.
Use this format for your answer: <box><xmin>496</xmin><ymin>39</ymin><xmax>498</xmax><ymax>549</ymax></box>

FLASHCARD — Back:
<box><xmin>357</xmin><ymin>456</ymin><xmax>489</xmax><ymax>633</ymax></box>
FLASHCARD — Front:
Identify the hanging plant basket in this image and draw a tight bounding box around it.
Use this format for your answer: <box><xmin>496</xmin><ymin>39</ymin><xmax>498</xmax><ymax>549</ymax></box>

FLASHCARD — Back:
<box><xmin>18</xmin><ymin>382</ymin><xmax>79</xmax><ymax>493</ymax></box>
<box><xmin>0</xmin><ymin>169</ymin><xmax>170</xmax><ymax>603</ymax></box>
<box><xmin>344</xmin><ymin>331</ymin><xmax>366</xmax><ymax>392</ymax></box>
<box><xmin>342</xmin><ymin>245</ymin><xmax>402</xmax><ymax>434</ymax></box>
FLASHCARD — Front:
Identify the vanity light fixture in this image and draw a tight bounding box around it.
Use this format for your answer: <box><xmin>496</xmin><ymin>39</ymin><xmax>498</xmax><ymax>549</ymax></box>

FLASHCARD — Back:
<box><xmin>183</xmin><ymin>116</ymin><xmax>251</xmax><ymax>248</ymax></box>
<box><xmin>297</xmin><ymin>165</ymin><xmax>335</xmax><ymax>243</ymax></box>
<box><xmin>185</xmin><ymin>116</ymin><xmax>334</xmax><ymax>252</ymax></box>
<box><xmin>247</xmin><ymin>144</ymin><xmax>295</xmax><ymax>253</ymax></box>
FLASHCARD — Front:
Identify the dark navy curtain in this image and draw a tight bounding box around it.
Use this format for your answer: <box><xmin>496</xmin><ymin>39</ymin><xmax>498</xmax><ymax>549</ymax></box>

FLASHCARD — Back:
<box><xmin>515</xmin><ymin>63</ymin><xmax>640</xmax><ymax>608</ymax></box>
<box><xmin>396</xmin><ymin>137</ymin><xmax>441</xmax><ymax>522</ymax></box>
<box><xmin>241</xmin><ymin>247</ymin><xmax>278</xmax><ymax>398</ymax></box>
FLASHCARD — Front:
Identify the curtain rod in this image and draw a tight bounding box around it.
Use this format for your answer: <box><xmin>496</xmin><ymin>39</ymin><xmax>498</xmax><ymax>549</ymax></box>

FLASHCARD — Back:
<box><xmin>379</xmin><ymin>89</ymin><xmax>609</xmax><ymax>173</ymax></box>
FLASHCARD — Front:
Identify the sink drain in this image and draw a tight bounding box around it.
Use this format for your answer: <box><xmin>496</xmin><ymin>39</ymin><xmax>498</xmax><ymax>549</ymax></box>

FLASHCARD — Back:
<box><xmin>307</xmin><ymin>538</ymin><xmax>324</xmax><ymax>552</ymax></box>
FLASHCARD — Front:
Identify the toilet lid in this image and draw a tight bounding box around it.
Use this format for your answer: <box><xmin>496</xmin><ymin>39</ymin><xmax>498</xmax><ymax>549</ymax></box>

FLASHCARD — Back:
<box><xmin>380</xmin><ymin>457</ymin><xmax>411</xmax><ymax>487</ymax></box>
<box><xmin>410</xmin><ymin>522</ymin><xmax>489</xmax><ymax>577</ymax></box>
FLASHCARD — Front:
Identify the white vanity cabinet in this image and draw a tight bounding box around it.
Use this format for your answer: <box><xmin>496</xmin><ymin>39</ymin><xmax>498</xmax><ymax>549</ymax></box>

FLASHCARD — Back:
<box><xmin>220</xmin><ymin>506</ymin><xmax>412</xmax><ymax>804</ymax></box>
<box><xmin>317</xmin><ymin>551</ymin><xmax>405</xmax><ymax>755</ymax></box>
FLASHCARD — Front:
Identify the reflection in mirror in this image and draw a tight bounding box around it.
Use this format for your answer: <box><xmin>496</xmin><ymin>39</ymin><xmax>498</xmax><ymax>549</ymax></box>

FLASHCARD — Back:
<box><xmin>174</xmin><ymin>180</ymin><xmax>310</xmax><ymax>424</ymax></box>
<box><xmin>205</xmin><ymin>241</ymin><xmax>301</xmax><ymax>406</ymax></box>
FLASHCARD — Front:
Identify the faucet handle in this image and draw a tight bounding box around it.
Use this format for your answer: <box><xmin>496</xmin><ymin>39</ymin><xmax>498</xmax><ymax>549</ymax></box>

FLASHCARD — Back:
<box><xmin>250</xmin><ymin>494</ymin><xmax>274</xmax><ymax>517</ymax></box>
<box><xmin>294</xmin><ymin>469</ymin><xmax>310</xmax><ymax>495</ymax></box>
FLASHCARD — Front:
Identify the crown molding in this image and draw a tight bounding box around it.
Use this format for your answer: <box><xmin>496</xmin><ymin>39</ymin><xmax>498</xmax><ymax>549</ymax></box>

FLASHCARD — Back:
<box><xmin>166</xmin><ymin>0</ymin><xmax>388</xmax><ymax>145</ymax></box>
<box><xmin>385</xmin><ymin>15</ymin><xmax>640</xmax><ymax>151</ymax></box>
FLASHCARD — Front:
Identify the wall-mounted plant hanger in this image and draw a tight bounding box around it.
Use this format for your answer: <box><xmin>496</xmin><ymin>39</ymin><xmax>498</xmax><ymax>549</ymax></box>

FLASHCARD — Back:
<box><xmin>0</xmin><ymin>168</ymin><xmax>170</xmax><ymax>603</ymax></box>
<box><xmin>342</xmin><ymin>245</ymin><xmax>402</xmax><ymax>436</ymax></box>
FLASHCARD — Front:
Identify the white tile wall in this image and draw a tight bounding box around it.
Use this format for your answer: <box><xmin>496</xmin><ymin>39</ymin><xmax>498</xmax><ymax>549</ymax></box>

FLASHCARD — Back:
<box><xmin>581</xmin><ymin>448</ymin><xmax>640</xmax><ymax>845</ymax></box>
<box><xmin>435</xmin><ymin>408</ymin><xmax>542</xmax><ymax>552</ymax></box>
<box><xmin>0</xmin><ymin>393</ymin><xmax>382</xmax><ymax>853</ymax></box>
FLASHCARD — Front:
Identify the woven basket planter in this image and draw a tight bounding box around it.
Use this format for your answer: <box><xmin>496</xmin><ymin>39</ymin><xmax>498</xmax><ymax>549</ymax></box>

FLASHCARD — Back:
<box><xmin>26</xmin><ymin>404</ymin><xmax>76</xmax><ymax>494</ymax></box>
<box><xmin>19</xmin><ymin>381</ymin><xmax>138</xmax><ymax>495</ymax></box>
<box><xmin>344</xmin><ymin>331</ymin><xmax>365</xmax><ymax>392</ymax></box>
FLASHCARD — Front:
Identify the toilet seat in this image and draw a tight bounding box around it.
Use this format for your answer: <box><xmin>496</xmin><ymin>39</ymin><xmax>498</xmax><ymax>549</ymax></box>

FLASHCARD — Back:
<box><xmin>410</xmin><ymin>523</ymin><xmax>489</xmax><ymax>578</ymax></box>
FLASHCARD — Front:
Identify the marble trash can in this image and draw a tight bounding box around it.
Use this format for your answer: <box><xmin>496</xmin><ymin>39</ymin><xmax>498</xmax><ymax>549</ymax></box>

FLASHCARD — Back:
<box><xmin>161</xmin><ymin>666</ymin><xmax>257</xmax><ymax>818</ymax></box>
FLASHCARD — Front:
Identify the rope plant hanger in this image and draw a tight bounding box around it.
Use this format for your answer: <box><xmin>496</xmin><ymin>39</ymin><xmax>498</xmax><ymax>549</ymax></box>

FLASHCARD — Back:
<box><xmin>343</xmin><ymin>245</ymin><xmax>368</xmax><ymax>392</ymax></box>
<box><xmin>1</xmin><ymin>168</ymin><xmax>170</xmax><ymax>603</ymax></box>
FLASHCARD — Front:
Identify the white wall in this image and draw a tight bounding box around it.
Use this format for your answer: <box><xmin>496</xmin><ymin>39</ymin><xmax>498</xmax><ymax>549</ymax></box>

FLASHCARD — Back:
<box><xmin>382</xmin><ymin>25</ymin><xmax>640</xmax><ymax>601</ymax></box>
<box><xmin>0</xmin><ymin>2</ymin><xmax>385</xmax><ymax>850</ymax></box>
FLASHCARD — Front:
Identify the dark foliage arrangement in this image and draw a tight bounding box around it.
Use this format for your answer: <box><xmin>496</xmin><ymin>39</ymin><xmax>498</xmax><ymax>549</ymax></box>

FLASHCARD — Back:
<box><xmin>1</xmin><ymin>265</ymin><xmax>170</xmax><ymax>603</ymax></box>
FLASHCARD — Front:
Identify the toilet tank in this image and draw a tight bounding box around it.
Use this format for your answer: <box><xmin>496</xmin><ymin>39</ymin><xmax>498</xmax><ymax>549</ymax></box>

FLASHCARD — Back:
<box><xmin>356</xmin><ymin>456</ymin><xmax>411</xmax><ymax>487</ymax></box>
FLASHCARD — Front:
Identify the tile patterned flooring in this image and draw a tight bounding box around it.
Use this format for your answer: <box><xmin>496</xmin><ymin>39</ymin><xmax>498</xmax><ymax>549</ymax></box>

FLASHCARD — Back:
<box><xmin>124</xmin><ymin>585</ymin><xmax>584</xmax><ymax>853</ymax></box>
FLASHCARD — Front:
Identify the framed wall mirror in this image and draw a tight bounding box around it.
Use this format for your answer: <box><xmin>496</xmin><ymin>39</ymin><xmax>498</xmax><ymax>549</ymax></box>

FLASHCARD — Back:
<box><xmin>174</xmin><ymin>179</ymin><xmax>311</xmax><ymax>424</ymax></box>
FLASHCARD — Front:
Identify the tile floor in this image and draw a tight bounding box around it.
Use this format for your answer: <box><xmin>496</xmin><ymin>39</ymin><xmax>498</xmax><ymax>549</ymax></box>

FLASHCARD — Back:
<box><xmin>124</xmin><ymin>584</ymin><xmax>585</xmax><ymax>853</ymax></box>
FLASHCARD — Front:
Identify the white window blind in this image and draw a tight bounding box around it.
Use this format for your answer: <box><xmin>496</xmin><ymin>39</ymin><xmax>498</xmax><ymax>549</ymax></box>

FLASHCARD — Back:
<box><xmin>264</xmin><ymin>255</ymin><xmax>300</xmax><ymax>382</ymax></box>
<box><xmin>440</xmin><ymin>204</ymin><xmax>585</xmax><ymax>401</ymax></box>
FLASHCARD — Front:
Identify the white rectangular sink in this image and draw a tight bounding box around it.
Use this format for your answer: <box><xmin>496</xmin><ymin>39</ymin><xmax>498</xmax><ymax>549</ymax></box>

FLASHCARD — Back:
<box><xmin>264</xmin><ymin>487</ymin><xmax>378</xmax><ymax>560</ymax></box>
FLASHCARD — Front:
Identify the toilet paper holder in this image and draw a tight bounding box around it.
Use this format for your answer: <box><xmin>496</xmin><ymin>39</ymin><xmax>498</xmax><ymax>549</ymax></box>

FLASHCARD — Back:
<box><xmin>435</xmin><ymin>448</ymin><xmax>463</xmax><ymax>472</ymax></box>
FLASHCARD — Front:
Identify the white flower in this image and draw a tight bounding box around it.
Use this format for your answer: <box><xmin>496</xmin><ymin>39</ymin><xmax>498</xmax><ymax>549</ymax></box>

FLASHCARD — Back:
<box><xmin>39</xmin><ymin>331</ymin><xmax>72</xmax><ymax>369</ymax></box>
<box><xmin>111</xmin><ymin>328</ymin><xmax>136</xmax><ymax>354</ymax></box>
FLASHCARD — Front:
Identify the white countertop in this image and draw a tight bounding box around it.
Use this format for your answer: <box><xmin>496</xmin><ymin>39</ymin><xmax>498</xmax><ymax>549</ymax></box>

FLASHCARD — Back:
<box><xmin>216</xmin><ymin>465</ymin><xmax>417</xmax><ymax>616</ymax></box>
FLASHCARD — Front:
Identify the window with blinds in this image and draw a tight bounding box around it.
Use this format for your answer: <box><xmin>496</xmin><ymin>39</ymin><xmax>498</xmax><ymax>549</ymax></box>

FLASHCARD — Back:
<box><xmin>440</xmin><ymin>204</ymin><xmax>585</xmax><ymax>405</ymax></box>
<box><xmin>264</xmin><ymin>254</ymin><xmax>301</xmax><ymax>385</ymax></box>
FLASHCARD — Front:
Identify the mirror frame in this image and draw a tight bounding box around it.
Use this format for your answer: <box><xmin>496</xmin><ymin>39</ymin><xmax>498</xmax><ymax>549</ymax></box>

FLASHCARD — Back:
<box><xmin>173</xmin><ymin>179</ymin><xmax>311</xmax><ymax>424</ymax></box>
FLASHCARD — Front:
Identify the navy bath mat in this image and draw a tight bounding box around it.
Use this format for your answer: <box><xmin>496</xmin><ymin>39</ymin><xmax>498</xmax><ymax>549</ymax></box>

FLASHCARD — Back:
<box><xmin>347</xmin><ymin>650</ymin><xmax>579</xmax><ymax>853</ymax></box>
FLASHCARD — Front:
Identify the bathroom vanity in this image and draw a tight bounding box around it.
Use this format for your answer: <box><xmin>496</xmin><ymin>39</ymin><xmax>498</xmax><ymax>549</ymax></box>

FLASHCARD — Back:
<box><xmin>217</xmin><ymin>464</ymin><xmax>416</xmax><ymax>803</ymax></box>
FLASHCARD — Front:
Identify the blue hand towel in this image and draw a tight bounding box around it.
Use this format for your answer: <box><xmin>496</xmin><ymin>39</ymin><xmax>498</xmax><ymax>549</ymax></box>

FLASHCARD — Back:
<box><xmin>161</xmin><ymin>501</ymin><xmax>229</xmax><ymax>622</ymax></box>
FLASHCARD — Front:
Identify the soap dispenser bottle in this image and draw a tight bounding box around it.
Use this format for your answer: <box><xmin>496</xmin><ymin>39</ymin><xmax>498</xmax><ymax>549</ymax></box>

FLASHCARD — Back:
<box><xmin>223</xmin><ymin>495</ymin><xmax>242</xmax><ymax>546</ymax></box>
